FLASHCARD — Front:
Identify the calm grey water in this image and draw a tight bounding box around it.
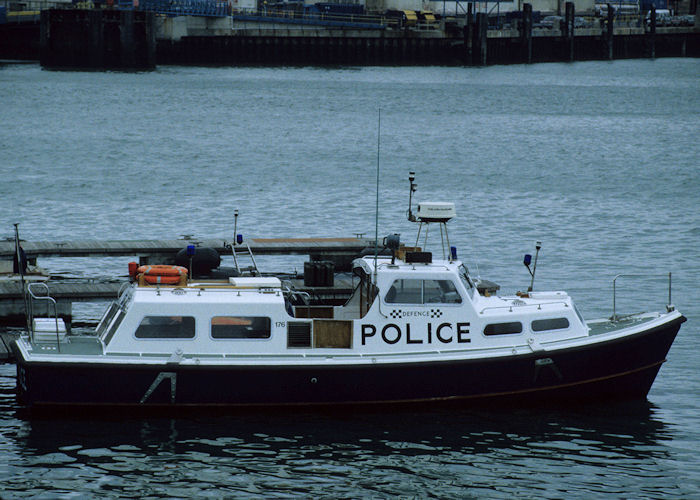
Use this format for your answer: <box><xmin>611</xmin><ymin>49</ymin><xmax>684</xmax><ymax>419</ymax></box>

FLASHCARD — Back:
<box><xmin>1</xmin><ymin>59</ymin><xmax>699</xmax><ymax>498</ymax></box>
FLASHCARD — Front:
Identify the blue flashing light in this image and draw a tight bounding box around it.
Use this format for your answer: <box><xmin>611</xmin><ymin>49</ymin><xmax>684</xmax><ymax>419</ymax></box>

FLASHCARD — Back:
<box><xmin>450</xmin><ymin>246</ymin><xmax>457</xmax><ymax>260</ymax></box>
<box><xmin>523</xmin><ymin>254</ymin><xmax>532</xmax><ymax>266</ymax></box>
<box><xmin>236</xmin><ymin>234</ymin><xmax>243</xmax><ymax>245</ymax></box>
<box><xmin>186</xmin><ymin>245</ymin><xmax>196</xmax><ymax>257</ymax></box>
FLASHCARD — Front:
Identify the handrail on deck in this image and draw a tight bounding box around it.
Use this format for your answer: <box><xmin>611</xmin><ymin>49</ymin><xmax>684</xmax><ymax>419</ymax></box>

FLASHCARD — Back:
<box><xmin>611</xmin><ymin>272</ymin><xmax>672</xmax><ymax>322</ymax></box>
<box><xmin>26</xmin><ymin>282</ymin><xmax>62</xmax><ymax>351</ymax></box>
<box><xmin>117</xmin><ymin>281</ymin><xmax>131</xmax><ymax>299</ymax></box>
<box><xmin>480</xmin><ymin>301</ymin><xmax>569</xmax><ymax>315</ymax></box>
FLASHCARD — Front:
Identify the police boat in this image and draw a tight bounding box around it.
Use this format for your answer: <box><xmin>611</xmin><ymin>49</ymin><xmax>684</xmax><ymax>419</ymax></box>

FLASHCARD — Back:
<box><xmin>12</xmin><ymin>175</ymin><xmax>686</xmax><ymax>409</ymax></box>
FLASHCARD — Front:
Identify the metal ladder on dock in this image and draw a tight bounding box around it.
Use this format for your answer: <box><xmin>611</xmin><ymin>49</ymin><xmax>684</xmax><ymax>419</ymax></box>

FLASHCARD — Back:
<box><xmin>231</xmin><ymin>243</ymin><xmax>260</xmax><ymax>276</ymax></box>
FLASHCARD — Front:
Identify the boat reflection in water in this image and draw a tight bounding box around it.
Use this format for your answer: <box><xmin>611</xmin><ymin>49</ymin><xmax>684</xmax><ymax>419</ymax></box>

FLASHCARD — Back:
<box><xmin>19</xmin><ymin>400</ymin><xmax>668</xmax><ymax>460</ymax></box>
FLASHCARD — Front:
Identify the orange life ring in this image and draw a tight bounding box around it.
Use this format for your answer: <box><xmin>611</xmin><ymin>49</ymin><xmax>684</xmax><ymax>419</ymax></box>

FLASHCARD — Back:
<box><xmin>142</xmin><ymin>274</ymin><xmax>183</xmax><ymax>285</ymax></box>
<box><xmin>137</xmin><ymin>265</ymin><xmax>188</xmax><ymax>285</ymax></box>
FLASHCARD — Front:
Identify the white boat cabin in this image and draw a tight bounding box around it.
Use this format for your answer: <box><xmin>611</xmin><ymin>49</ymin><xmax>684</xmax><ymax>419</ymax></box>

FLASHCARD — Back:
<box><xmin>30</xmin><ymin>252</ymin><xmax>589</xmax><ymax>361</ymax></box>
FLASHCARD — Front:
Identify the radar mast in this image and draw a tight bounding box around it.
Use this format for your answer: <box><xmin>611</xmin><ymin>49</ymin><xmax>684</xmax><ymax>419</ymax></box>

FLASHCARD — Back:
<box><xmin>406</xmin><ymin>172</ymin><xmax>456</xmax><ymax>262</ymax></box>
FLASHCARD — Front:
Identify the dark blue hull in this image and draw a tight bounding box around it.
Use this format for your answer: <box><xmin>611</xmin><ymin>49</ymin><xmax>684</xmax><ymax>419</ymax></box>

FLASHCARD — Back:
<box><xmin>14</xmin><ymin>316</ymin><xmax>685</xmax><ymax>410</ymax></box>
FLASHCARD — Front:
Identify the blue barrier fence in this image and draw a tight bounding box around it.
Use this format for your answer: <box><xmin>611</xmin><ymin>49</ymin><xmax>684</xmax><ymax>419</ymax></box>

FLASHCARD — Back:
<box><xmin>119</xmin><ymin>0</ymin><xmax>230</xmax><ymax>17</ymax></box>
<box><xmin>232</xmin><ymin>12</ymin><xmax>387</xmax><ymax>29</ymax></box>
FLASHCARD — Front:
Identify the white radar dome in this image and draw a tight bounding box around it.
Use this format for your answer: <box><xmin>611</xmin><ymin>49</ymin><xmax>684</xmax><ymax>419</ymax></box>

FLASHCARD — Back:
<box><xmin>416</xmin><ymin>202</ymin><xmax>456</xmax><ymax>223</ymax></box>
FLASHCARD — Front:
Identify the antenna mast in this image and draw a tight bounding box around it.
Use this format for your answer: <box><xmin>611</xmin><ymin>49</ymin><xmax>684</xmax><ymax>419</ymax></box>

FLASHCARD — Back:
<box><xmin>406</xmin><ymin>172</ymin><xmax>456</xmax><ymax>262</ymax></box>
<box><xmin>407</xmin><ymin>171</ymin><xmax>417</xmax><ymax>222</ymax></box>
<box><xmin>373</xmin><ymin>109</ymin><xmax>381</xmax><ymax>282</ymax></box>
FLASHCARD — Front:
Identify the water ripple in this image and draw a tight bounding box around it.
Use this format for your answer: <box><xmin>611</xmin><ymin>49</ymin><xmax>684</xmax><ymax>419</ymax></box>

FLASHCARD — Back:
<box><xmin>1</xmin><ymin>59</ymin><xmax>699</xmax><ymax>497</ymax></box>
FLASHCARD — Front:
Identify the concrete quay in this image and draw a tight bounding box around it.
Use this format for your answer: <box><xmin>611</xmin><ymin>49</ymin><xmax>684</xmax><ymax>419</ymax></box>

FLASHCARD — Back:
<box><xmin>39</xmin><ymin>8</ymin><xmax>156</xmax><ymax>69</ymax></box>
<box><xmin>156</xmin><ymin>12</ymin><xmax>700</xmax><ymax>66</ymax></box>
<box><xmin>0</xmin><ymin>236</ymin><xmax>373</xmax><ymax>265</ymax></box>
<box><xmin>2</xmin><ymin>3</ymin><xmax>698</xmax><ymax>68</ymax></box>
<box><xmin>152</xmin><ymin>2</ymin><xmax>700</xmax><ymax>65</ymax></box>
<box><xmin>0</xmin><ymin>235</ymin><xmax>371</xmax><ymax>336</ymax></box>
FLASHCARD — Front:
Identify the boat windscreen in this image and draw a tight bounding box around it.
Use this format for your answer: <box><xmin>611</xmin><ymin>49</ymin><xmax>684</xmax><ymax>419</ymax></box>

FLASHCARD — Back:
<box><xmin>342</xmin><ymin>267</ymin><xmax>377</xmax><ymax>318</ymax></box>
<box><xmin>102</xmin><ymin>308</ymin><xmax>126</xmax><ymax>345</ymax></box>
<box><xmin>458</xmin><ymin>264</ymin><xmax>475</xmax><ymax>298</ymax></box>
<box><xmin>96</xmin><ymin>302</ymin><xmax>120</xmax><ymax>338</ymax></box>
<box><xmin>573</xmin><ymin>304</ymin><xmax>587</xmax><ymax>328</ymax></box>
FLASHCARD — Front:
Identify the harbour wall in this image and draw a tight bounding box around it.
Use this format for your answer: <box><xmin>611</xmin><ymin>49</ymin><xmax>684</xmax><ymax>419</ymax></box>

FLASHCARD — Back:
<box><xmin>0</xmin><ymin>20</ymin><xmax>40</xmax><ymax>61</ymax></box>
<box><xmin>39</xmin><ymin>9</ymin><xmax>156</xmax><ymax>70</ymax></box>
<box><xmin>156</xmin><ymin>26</ymin><xmax>699</xmax><ymax>66</ymax></box>
<box><xmin>1</xmin><ymin>5</ymin><xmax>699</xmax><ymax>67</ymax></box>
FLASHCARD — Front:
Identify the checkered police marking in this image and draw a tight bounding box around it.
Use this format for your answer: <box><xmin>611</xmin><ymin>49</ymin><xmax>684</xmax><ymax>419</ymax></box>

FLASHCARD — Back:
<box><xmin>390</xmin><ymin>310</ymin><xmax>402</xmax><ymax>319</ymax></box>
<box><xmin>430</xmin><ymin>309</ymin><xmax>442</xmax><ymax>318</ymax></box>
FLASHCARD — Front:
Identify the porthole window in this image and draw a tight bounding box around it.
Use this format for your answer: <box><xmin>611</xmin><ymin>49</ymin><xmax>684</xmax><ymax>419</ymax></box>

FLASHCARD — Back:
<box><xmin>531</xmin><ymin>317</ymin><xmax>570</xmax><ymax>332</ymax></box>
<box><xmin>483</xmin><ymin>322</ymin><xmax>523</xmax><ymax>336</ymax></box>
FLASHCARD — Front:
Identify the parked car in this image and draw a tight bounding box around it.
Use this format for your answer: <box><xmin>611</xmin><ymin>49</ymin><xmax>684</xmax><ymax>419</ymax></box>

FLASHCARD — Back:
<box><xmin>645</xmin><ymin>9</ymin><xmax>671</xmax><ymax>27</ymax></box>
<box><xmin>540</xmin><ymin>15</ymin><xmax>564</xmax><ymax>29</ymax></box>
<box><xmin>574</xmin><ymin>16</ymin><xmax>593</xmax><ymax>28</ymax></box>
<box><xmin>679</xmin><ymin>14</ymin><xmax>695</xmax><ymax>26</ymax></box>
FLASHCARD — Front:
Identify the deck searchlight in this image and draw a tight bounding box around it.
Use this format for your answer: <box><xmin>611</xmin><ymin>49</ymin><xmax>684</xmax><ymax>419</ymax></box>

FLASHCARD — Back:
<box><xmin>383</xmin><ymin>233</ymin><xmax>401</xmax><ymax>264</ymax></box>
<box><xmin>407</xmin><ymin>172</ymin><xmax>456</xmax><ymax>262</ymax></box>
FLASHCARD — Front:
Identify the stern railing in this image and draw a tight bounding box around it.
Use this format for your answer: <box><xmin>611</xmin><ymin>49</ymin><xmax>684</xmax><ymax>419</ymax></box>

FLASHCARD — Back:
<box><xmin>26</xmin><ymin>282</ymin><xmax>62</xmax><ymax>350</ymax></box>
<box><xmin>611</xmin><ymin>272</ymin><xmax>673</xmax><ymax>322</ymax></box>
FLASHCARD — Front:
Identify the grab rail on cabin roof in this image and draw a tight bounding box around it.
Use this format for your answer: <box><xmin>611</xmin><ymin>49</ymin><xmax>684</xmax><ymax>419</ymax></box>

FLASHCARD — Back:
<box><xmin>281</xmin><ymin>282</ymin><xmax>309</xmax><ymax>301</ymax></box>
<box><xmin>26</xmin><ymin>282</ymin><xmax>61</xmax><ymax>351</ymax></box>
<box><xmin>611</xmin><ymin>272</ymin><xmax>673</xmax><ymax>322</ymax></box>
<box><xmin>281</xmin><ymin>283</ymin><xmax>311</xmax><ymax>317</ymax></box>
<box><xmin>479</xmin><ymin>301</ymin><xmax>569</xmax><ymax>315</ymax></box>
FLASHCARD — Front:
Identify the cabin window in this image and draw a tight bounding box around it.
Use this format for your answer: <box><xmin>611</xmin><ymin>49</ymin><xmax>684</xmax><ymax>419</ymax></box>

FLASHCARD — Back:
<box><xmin>342</xmin><ymin>266</ymin><xmax>378</xmax><ymax>319</ymax></box>
<box><xmin>573</xmin><ymin>305</ymin><xmax>587</xmax><ymax>328</ymax></box>
<box><xmin>531</xmin><ymin>317</ymin><xmax>570</xmax><ymax>332</ymax></box>
<box><xmin>96</xmin><ymin>301</ymin><xmax>120</xmax><ymax>338</ymax></box>
<box><xmin>135</xmin><ymin>316</ymin><xmax>195</xmax><ymax>339</ymax></box>
<box><xmin>483</xmin><ymin>322</ymin><xmax>523</xmax><ymax>336</ymax></box>
<box><xmin>211</xmin><ymin>316</ymin><xmax>271</xmax><ymax>339</ymax></box>
<box><xmin>385</xmin><ymin>279</ymin><xmax>462</xmax><ymax>305</ymax></box>
<box><xmin>102</xmin><ymin>309</ymin><xmax>125</xmax><ymax>346</ymax></box>
<box><xmin>97</xmin><ymin>301</ymin><xmax>126</xmax><ymax>345</ymax></box>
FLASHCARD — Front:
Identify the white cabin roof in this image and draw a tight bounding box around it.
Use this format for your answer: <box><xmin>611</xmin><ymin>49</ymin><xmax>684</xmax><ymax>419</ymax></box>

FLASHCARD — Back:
<box><xmin>353</xmin><ymin>255</ymin><xmax>463</xmax><ymax>276</ymax></box>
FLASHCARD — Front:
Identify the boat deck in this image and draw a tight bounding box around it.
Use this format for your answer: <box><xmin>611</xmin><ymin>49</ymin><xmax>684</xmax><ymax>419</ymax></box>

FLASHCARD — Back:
<box><xmin>28</xmin><ymin>336</ymin><xmax>103</xmax><ymax>356</ymax></box>
<box><xmin>587</xmin><ymin>313</ymin><xmax>661</xmax><ymax>336</ymax></box>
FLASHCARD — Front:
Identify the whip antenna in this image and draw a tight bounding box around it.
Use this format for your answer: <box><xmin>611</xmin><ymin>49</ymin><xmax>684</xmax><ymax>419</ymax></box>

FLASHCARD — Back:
<box><xmin>373</xmin><ymin>109</ymin><xmax>381</xmax><ymax>282</ymax></box>
<box><xmin>14</xmin><ymin>223</ymin><xmax>30</xmax><ymax>335</ymax></box>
